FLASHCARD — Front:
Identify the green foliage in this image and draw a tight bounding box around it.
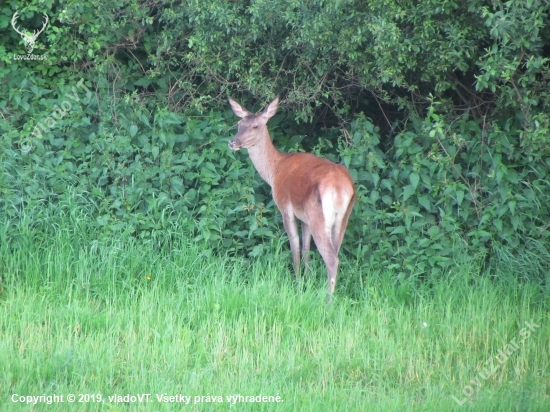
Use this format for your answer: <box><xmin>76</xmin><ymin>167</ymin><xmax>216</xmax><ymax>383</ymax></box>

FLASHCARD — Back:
<box><xmin>1</xmin><ymin>218</ymin><xmax>549</xmax><ymax>411</ymax></box>
<box><xmin>1</xmin><ymin>0</ymin><xmax>549</xmax><ymax>277</ymax></box>
<box><xmin>348</xmin><ymin>110</ymin><xmax>550</xmax><ymax>278</ymax></box>
<box><xmin>0</xmin><ymin>92</ymin><xmax>278</xmax><ymax>254</ymax></box>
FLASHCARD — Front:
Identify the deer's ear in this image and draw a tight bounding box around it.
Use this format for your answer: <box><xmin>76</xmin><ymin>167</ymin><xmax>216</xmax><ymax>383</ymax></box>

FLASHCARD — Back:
<box><xmin>262</xmin><ymin>96</ymin><xmax>279</xmax><ymax>119</ymax></box>
<box><xmin>228</xmin><ymin>97</ymin><xmax>250</xmax><ymax>118</ymax></box>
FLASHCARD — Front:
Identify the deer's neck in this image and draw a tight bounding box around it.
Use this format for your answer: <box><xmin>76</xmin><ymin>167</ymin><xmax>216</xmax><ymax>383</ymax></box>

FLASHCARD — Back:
<box><xmin>246</xmin><ymin>131</ymin><xmax>286</xmax><ymax>187</ymax></box>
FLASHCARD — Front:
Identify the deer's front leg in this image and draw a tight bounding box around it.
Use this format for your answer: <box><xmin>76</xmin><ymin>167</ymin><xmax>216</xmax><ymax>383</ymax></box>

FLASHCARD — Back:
<box><xmin>281</xmin><ymin>212</ymin><xmax>301</xmax><ymax>280</ymax></box>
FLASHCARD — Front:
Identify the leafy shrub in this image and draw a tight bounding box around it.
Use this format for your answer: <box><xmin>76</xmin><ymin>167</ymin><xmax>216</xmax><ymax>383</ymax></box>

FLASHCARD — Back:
<box><xmin>1</xmin><ymin>0</ymin><xmax>549</xmax><ymax>279</ymax></box>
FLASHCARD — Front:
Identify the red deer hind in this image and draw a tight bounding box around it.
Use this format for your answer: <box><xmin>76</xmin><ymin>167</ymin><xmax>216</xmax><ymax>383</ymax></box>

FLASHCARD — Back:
<box><xmin>228</xmin><ymin>96</ymin><xmax>356</xmax><ymax>300</ymax></box>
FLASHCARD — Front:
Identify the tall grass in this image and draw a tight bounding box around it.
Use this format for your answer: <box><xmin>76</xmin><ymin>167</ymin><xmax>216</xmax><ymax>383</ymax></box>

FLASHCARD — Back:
<box><xmin>0</xmin><ymin>206</ymin><xmax>549</xmax><ymax>411</ymax></box>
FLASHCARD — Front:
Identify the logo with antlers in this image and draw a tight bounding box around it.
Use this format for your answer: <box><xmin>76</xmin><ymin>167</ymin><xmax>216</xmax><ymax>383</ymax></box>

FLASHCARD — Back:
<box><xmin>11</xmin><ymin>12</ymin><xmax>49</xmax><ymax>55</ymax></box>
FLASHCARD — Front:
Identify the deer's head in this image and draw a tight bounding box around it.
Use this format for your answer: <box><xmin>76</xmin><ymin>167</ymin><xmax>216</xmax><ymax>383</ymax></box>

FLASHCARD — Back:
<box><xmin>228</xmin><ymin>96</ymin><xmax>279</xmax><ymax>151</ymax></box>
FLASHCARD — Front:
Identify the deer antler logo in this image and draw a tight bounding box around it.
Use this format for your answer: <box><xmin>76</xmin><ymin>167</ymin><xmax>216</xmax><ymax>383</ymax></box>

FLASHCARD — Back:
<box><xmin>11</xmin><ymin>12</ymin><xmax>49</xmax><ymax>54</ymax></box>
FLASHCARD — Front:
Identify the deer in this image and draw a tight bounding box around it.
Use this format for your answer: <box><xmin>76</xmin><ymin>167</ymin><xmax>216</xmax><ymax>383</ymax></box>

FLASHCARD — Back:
<box><xmin>228</xmin><ymin>96</ymin><xmax>356</xmax><ymax>301</ymax></box>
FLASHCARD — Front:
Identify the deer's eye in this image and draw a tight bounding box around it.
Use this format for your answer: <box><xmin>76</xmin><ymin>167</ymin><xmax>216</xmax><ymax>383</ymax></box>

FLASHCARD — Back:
<box><xmin>252</xmin><ymin>124</ymin><xmax>259</xmax><ymax>129</ymax></box>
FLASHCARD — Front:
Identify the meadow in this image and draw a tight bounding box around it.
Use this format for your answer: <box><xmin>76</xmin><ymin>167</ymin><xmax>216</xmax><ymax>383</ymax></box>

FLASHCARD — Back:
<box><xmin>1</xmin><ymin>208</ymin><xmax>548</xmax><ymax>411</ymax></box>
<box><xmin>3</xmin><ymin>1</ymin><xmax>550</xmax><ymax>410</ymax></box>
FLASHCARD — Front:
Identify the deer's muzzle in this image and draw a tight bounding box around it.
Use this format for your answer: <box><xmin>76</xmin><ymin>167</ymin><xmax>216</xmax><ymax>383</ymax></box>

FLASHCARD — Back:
<box><xmin>228</xmin><ymin>138</ymin><xmax>241</xmax><ymax>151</ymax></box>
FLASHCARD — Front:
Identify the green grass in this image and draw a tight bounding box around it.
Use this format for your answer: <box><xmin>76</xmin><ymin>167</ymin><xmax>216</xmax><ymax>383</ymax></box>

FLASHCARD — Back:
<box><xmin>0</xmin><ymin>214</ymin><xmax>549</xmax><ymax>411</ymax></box>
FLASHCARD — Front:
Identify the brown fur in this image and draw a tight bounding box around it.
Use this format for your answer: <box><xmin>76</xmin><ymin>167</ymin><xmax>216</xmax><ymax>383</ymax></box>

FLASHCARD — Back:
<box><xmin>228</xmin><ymin>96</ymin><xmax>356</xmax><ymax>300</ymax></box>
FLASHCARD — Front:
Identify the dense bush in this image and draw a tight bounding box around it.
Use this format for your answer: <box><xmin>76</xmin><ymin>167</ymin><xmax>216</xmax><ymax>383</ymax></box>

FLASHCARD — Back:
<box><xmin>1</xmin><ymin>0</ymin><xmax>549</xmax><ymax>278</ymax></box>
